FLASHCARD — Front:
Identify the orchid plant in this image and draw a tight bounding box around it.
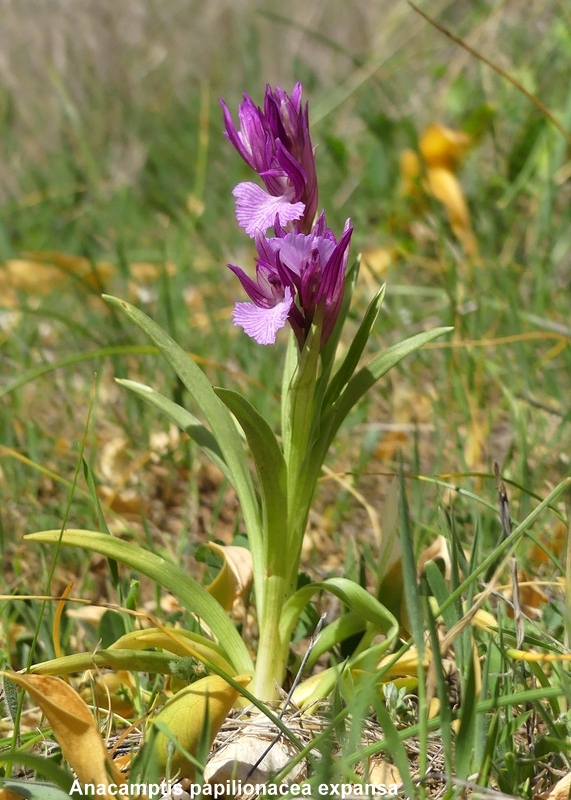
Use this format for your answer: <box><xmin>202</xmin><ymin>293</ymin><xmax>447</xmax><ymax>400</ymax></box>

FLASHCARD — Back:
<box><xmin>26</xmin><ymin>84</ymin><xmax>450</xmax><ymax>704</ymax></box>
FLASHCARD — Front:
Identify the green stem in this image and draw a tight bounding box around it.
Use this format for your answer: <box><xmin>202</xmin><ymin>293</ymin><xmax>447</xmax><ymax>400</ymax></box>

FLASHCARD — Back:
<box><xmin>253</xmin><ymin>318</ymin><xmax>324</xmax><ymax>700</ymax></box>
<box><xmin>251</xmin><ymin>573</ymin><xmax>290</xmax><ymax>700</ymax></box>
<box><xmin>283</xmin><ymin>318</ymin><xmax>322</xmax><ymax>557</ymax></box>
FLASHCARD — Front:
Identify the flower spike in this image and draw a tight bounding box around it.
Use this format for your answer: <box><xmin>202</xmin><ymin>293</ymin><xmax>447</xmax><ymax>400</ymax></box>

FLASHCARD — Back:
<box><xmin>227</xmin><ymin>214</ymin><xmax>353</xmax><ymax>348</ymax></box>
<box><xmin>221</xmin><ymin>84</ymin><xmax>318</xmax><ymax>236</ymax></box>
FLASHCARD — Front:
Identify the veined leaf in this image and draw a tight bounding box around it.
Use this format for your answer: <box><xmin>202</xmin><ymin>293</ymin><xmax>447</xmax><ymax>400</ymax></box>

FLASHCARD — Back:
<box><xmin>24</xmin><ymin>530</ymin><xmax>253</xmax><ymax>674</ymax></box>
<box><xmin>215</xmin><ymin>388</ymin><xmax>288</xmax><ymax>558</ymax></box>
<box><xmin>116</xmin><ymin>379</ymin><xmax>232</xmax><ymax>485</ymax></box>
<box><xmin>300</xmin><ymin>612</ymin><xmax>367</xmax><ymax>672</ymax></box>
<box><xmin>280</xmin><ymin>331</ymin><xmax>298</xmax><ymax>464</ymax></box>
<box><xmin>102</xmin><ymin>295</ymin><xmax>265</xmax><ymax>610</ymax></box>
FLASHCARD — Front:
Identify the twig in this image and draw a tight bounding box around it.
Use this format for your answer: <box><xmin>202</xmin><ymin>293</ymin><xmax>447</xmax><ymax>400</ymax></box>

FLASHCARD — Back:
<box><xmin>407</xmin><ymin>1</ymin><xmax>571</xmax><ymax>147</ymax></box>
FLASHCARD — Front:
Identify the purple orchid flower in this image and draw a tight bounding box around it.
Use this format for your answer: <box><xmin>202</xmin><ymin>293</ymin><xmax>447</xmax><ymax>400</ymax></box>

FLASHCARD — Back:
<box><xmin>220</xmin><ymin>84</ymin><xmax>318</xmax><ymax>237</ymax></box>
<box><xmin>229</xmin><ymin>213</ymin><xmax>353</xmax><ymax>347</ymax></box>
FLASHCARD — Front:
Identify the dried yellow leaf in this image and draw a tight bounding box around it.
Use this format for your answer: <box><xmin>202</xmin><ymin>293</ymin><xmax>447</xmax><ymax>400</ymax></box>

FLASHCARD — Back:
<box><xmin>206</xmin><ymin>543</ymin><xmax>253</xmax><ymax>611</ymax></box>
<box><xmin>0</xmin><ymin>672</ymin><xmax>124</xmax><ymax>800</ymax></box>
<box><xmin>4</xmin><ymin>251</ymin><xmax>114</xmax><ymax>295</ymax></box>
<box><xmin>541</xmin><ymin>771</ymin><xmax>571</xmax><ymax>800</ymax></box>
<box><xmin>80</xmin><ymin>672</ymin><xmax>136</xmax><ymax>718</ymax></box>
<box><xmin>399</xmin><ymin>124</ymin><xmax>478</xmax><ymax>258</ymax></box>
<box><xmin>377</xmin><ymin>645</ymin><xmax>430</xmax><ymax>678</ymax></box>
<box><xmin>0</xmin><ymin>789</ymin><xmax>25</xmax><ymax>800</ymax></box>
<box><xmin>4</xmin><ymin>260</ymin><xmax>67</xmax><ymax>295</ymax></box>
<box><xmin>148</xmin><ymin>673</ymin><xmax>251</xmax><ymax>778</ymax></box>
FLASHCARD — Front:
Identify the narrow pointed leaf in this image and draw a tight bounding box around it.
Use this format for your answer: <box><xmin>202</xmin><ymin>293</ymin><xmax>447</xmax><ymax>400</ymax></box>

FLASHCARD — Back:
<box><xmin>24</xmin><ymin>530</ymin><xmax>253</xmax><ymax>674</ymax></box>
<box><xmin>109</xmin><ymin>628</ymin><xmax>236</xmax><ymax>674</ymax></box>
<box><xmin>324</xmin><ymin>284</ymin><xmax>386</xmax><ymax>408</ymax></box>
<box><xmin>102</xmin><ymin>295</ymin><xmax>264</xmax><ymax>599</ymax></box>
<box><xmin>370</xmin><ymin>694</ymin><xmax>415</xmax><ymax>798</ymax></box>
<box><xmin>398</xmin><ymin>466</ymin><xmax>424</xmax><ymax>655</ymax></box>
<box><xmin>325</xmin><ymin>327</ymin><xmax>452</xmax><ymax>446</ymax></box>
<box><xmin>455</xmin><ymin>654</ymin><xmax>478</xmax><ymax>779</ymax></box>
<box><xmin>215</xmin><ymin>388</ymin><xmax>287</xmax><ymax>549</ymax></box>
<box><xmin>29</xmin><ymin>649</ymin><xmax>182</xmax><ymax>676</ymax></box>
<box><xmin>116</xmin><ymin>379</ymin><xmax>232</xmax><ymax>484</ymax></box>
<box><xmin>301</xmin><ymin>612</ymin><xmax>367</xmax><ymax>671</ymax></box>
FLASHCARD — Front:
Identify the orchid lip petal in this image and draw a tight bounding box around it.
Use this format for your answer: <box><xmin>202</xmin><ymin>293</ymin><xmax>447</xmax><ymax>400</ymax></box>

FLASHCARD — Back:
<box><xmin>232</xmin><ymin>287</ymin><xmax>294</xmax><ymax>345</ymax></box>
<box><xmin>233</xmin><ymin>182</ymin><xmax>305</xmax><ymax>237</ymax></box>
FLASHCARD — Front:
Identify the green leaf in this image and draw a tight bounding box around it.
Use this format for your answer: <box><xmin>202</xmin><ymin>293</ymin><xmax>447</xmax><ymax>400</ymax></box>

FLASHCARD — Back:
<box><xmin>280</xmin><ymin>331</ymin><xmax>298</xmax><ymax>462</ymax></box>
<box><xmin>398</xmin><ymin>466</ymin><xmax>424</xmax><ymax>655</ymax></box>
<box><xmin>116</xmin><ymin>379</ymin><xmax>232</xmax><ymax>484</ymax></box>
<box><xmin>280</xmin><ymin>577</ymin><xmax>398</xmax><ymax>657</ymax></box>
<box><xmin>281</xmin><ymin>317</ymin><xmax>323</xmax><ymax>552</ymax></box>
<box><xmin>296</xmin><ymin>327</ymin><xmax>453</xmax><ymax>521</ymax></box>
<box><xmin>397</xmin><ymin>465</ymin><xmax>428</xmax><ymax>775</ymax></box>
<box><xmin>282</xmin><ymin>315</ymin><xmax>321</xmax><ymax>473</ymax></box>
<box><xmin>324</xmin><ymin>284</ymin><xmax>386</xmax><ymax>408</ymax></box>
<box><xmin>28</xmin><ymin>649</ymin><xmax>182</xmax><ymax>676</ymax></box>
<box><xmin>318</xmin><ymin>254</ymin><xmax>361</xmax><ymax>385</ymax></box>
<box><xmin>423</xmin><ymin>595</ymin><xmax>454</xmax><ymax>777</ymax></box>
<box><xmin>301</xmin><ymin>612</ymin><xmax>367</xmax><ymax>671</ymax></box>
<box><xmin>102</xmin><ymin>295</ymin><xmax>264</xmax><ymax>606</ymax></box>
<box><xmin>325</xmin><ymin>326</ymin><xmax>452</xmax><ymax>447</ymax></box>
<box><xmin>370</xmin><ymin>694</ymin><xmax>415</xmax><ymax>798</ymax></box>
<box><xmin>110</xmin><ymin>627</ymin><xmax>235</xmax><ymax>674</ymax></box>
<box><xmin>81</xmin><ymin>459</ymin><xmax>120</xmax><ymax>587</ymax></box>
<box><xmin>0</xmin><ymin>754</ymin><xmax>73</xmax><ymax>793</ymax></box>
<box><xmin>24</xmin><ymin>530</ymin><xmax>253</xmax><ymax>674</ymax></box>
<box><xmin>0</xmin><ymin>779</ymin><xmax>73</xmax><ymax>800</ymax></box>
<box><xmin>455</xmin><ymin>654</ymin><xmax>478</xmax><ymax>780</ymax></box>
<box><xmin>215</xmin><ymin>388</ymin><xmax>288</xmax><ymax>557</ymax></box>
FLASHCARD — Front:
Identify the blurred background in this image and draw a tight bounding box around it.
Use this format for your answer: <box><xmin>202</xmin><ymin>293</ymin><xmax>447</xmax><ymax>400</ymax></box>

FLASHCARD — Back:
<box><xmin>1</xmin><ymin>0</ymin><xmax>569</xmax><ymax>590</ymax></box>
<box><xmin>2</xmin><ymin>0</ymin><xmax>564</xmax><ymax>202</ymax></box>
